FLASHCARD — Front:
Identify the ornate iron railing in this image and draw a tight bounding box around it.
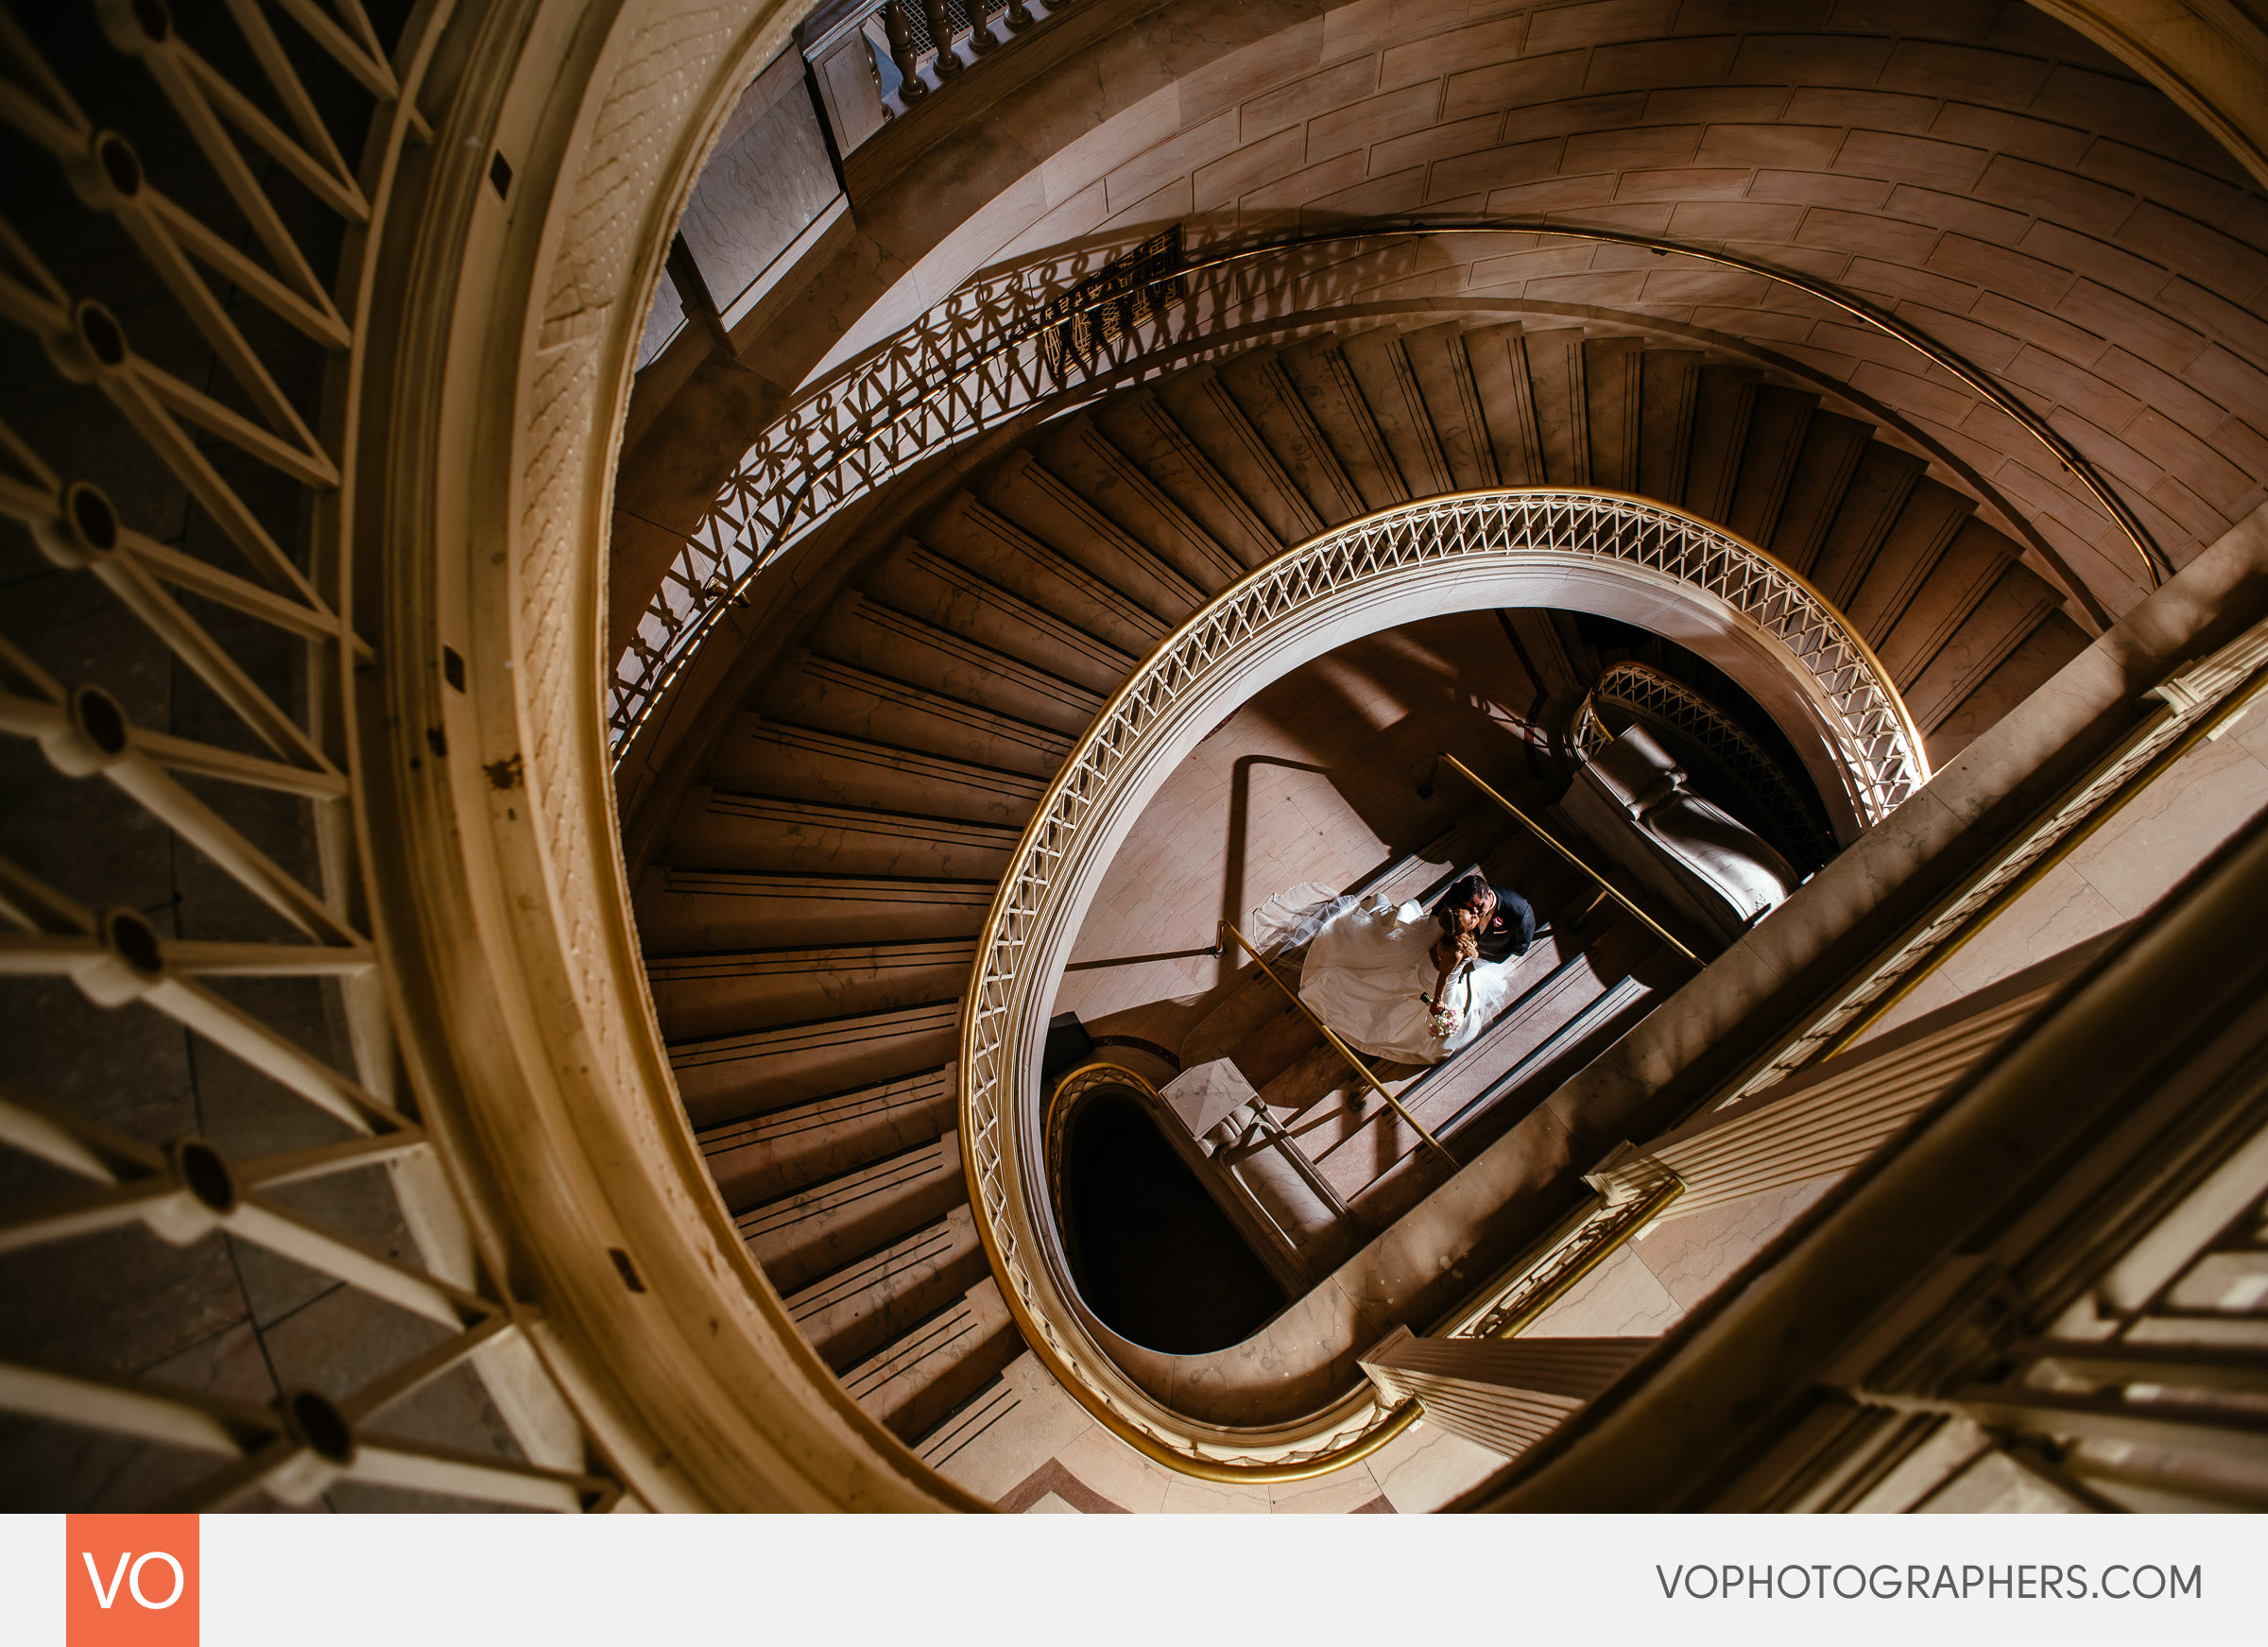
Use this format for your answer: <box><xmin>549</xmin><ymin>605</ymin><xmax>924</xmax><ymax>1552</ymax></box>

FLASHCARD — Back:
<box><xmin>1572</xmin><ymin>661</ymin><xmax>1838</xmax><ymax>869</ymax></box>
<box><xmin>0</xmin><ymin>1</ymin><xmax>633</xmax><ymax>1511</ymax></box>
<box><xmin>955</xmin><ymin>490</ymin><xmax>1927</xmax><ymax>1478</ymax></box>
<box><xmin>610</xmin><ymin>216</ymin><xmax>2164</xmax><ymax>755</ymax></box>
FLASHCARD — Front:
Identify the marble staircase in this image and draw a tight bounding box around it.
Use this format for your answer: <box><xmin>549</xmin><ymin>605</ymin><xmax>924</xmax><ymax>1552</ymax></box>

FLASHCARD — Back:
<box><xmin>631</xmin><ymin>317</ymin><xmax>2096</xmax><ymax>1451</ymax></box>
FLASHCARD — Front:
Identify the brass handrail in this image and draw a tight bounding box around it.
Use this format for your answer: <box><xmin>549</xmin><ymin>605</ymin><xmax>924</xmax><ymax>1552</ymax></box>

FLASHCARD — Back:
<box><xmin>1426</xmin><ymin>751</ymin><xmax>1702</xmax><ymax>966</ymax></box>
<box><xmin>1215</xmin><ymin>918</ymin><xmax>1453</xmax><ymax>1163</ymax></box>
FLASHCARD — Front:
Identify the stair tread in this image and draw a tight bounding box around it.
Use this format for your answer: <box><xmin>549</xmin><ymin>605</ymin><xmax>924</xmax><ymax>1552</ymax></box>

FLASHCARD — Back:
<box><xmin>815</xmin><ymin>592</ymin><xmax>1102</xmax><ymax>735</ymax></box>
<box><xmin>1033</xmin><ymin>414</ymin><xmax>1246</xmax><ymax>592</ymax></box>
<box><xmin>702</xmin><ymin>1067</ymin><xmax>957</xmax><ymax>1207</ymax></box>
<box><xmin>1087</xmin><ymin>392</ymin><xmax>1282</xmax><ymax>570</ymax></box>
<box><xmin>981</xmin><ymin>448</ymin><xmax>1210</xmax><ymax>623</ymax></box>
<box><xmin>1151</xmin><ymin>369</ymin><xmax>1322</xmax><ymax>547</ymax></box>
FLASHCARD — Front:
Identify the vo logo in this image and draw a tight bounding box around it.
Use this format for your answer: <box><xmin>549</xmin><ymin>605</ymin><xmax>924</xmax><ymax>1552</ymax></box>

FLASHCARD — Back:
<box><xmin>66</xmin><ymin>1516</ymin><xmax>198</xmax><ymax>1646</ymax></box>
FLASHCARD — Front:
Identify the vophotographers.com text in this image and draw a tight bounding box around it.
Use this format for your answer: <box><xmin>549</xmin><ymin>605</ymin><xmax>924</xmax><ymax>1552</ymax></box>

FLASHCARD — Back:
<box><xmin>1657</xmin><ymin>1564</ymin><xmax>2202</xmax><ymax>1602</ymax></box>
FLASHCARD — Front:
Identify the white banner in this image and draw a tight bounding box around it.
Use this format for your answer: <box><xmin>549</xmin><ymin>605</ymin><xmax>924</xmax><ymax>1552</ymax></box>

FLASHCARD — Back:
<box><xmin>11</xmin><ymin>1512</ymin><xmax>2263</xmax><ymax>1647</ymax></box>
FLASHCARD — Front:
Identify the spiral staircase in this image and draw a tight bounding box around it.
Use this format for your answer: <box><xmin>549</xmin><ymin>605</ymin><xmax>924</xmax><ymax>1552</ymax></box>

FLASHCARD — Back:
<box><xmin>9</xmin><ymin>0</ymin><xmax>2268</xmax><ymax>1518</ymax></box>
<box><xmin>629</xmin><ymin>317</ymin><xmax>2095</xmax><ymax>1452</ymax></box>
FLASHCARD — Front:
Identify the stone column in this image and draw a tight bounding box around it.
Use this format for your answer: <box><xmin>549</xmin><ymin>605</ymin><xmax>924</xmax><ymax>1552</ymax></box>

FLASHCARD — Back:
<box><xmin>1359</xmin><ymin>1327</ymin><xmax>1654</xmax><ymax>1460</ymax></box>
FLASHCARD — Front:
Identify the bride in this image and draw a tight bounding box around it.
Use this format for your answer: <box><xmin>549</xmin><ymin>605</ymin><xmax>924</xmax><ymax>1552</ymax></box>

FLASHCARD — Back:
<box><xmin>1248</xmin><ymin>874</ymin><xmax>1538</xmax><ymax>1064</ymax></box>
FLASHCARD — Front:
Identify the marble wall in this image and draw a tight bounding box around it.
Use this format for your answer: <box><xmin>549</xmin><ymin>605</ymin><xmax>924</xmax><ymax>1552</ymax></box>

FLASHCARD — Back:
<box><xmin>678</xmin><ymin>52</ymin><xmax>842</xmax><ymax>323</ymax></box>
<box><xmin>1865</xmin><ymin>694</ymin><xmax>2268</xmax><ymax>1036</ymax></box>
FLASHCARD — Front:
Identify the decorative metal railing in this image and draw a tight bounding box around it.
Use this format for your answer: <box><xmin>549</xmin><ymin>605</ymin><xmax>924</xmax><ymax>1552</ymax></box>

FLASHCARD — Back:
<box><xmin>955</xmin><ymin>490</ymin><xmax>1927</xmax><ymax>1478</ymax></box>
<box><xmin>610</xmin><ymin>214</ymin><xmax>2163</xmax><ymax>755</ymax></box>
<box><xmin>0</xmin><ymin>2</ymin><xmax>632</xmax><ymax>1510</ymax></box>
<box><xmin>1572</xmin><ymin>661</ymin><xmax>1837</xmax><ymax>869</ymax></box>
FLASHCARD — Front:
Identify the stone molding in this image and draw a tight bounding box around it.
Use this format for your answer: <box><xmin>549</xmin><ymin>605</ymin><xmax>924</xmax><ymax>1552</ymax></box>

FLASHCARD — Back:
<box><xmin>356</xmin><ymin>0</ymin><xmax>975</xmax><ymax>1509</ymax></box>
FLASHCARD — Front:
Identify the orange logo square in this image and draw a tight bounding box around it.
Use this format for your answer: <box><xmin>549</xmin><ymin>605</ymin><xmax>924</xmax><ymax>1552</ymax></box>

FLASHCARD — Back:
<box><xmin>65</xmin><ymin>1515</ymin><xmax>198</xmax><ymax>1646</ymax></box>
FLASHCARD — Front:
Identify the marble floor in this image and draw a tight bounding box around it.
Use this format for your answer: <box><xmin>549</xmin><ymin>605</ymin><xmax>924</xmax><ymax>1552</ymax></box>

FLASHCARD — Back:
<box><xmin>1051</xmin><ymin>609</ymin><xmax>1555</xmax><ymax>1056</ymax></box>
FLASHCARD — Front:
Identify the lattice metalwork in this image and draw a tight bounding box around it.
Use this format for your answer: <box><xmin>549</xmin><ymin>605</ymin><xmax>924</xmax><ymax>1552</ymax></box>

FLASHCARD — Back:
<box><xmin>954</xmin><ymin>490</ymin><xmax>1928</xmax><ymax>1474</ymax></box>
<box><xmin>1452</xmin><ymin>1164</ymin><xmax>1683</xmax><ymax>1342</ymax></box>
<box><xmin>1573</xmin><ymin>661</ymin><xmax>1837</xmax><ymax>869</ymax></box>
<box><xmin>0</xmin><ymin>2</ymin><xmax>627</xmax><ymax>1510</ymax></box>
<box><xmin>1037</xmin><ymin>228</ymin><xmax>1181</xmax><ymax>378</ymax></box>
<box><xmin>610</xmin><ymin>214</ymin><xmax>2156</xmax><ymax>757</ymax></box>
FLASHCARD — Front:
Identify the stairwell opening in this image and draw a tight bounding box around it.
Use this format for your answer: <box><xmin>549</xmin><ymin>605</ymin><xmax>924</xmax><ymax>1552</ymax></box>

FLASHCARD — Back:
<box><xmin>1057</xmin><ymin>1084</ymin><xmax>1286</xmax><ymax>1355</ymax></box>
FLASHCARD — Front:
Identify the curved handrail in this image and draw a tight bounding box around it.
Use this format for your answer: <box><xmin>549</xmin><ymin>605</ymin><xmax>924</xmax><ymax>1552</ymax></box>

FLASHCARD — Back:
<box><xmin>611</xmin><ymin>218</ymin><xmax>2161</xmax><ymax>753</ymax></box>
<box><xmin>1572</xmin><ymin>661</ymin><xmax>1839</xmax><ymax>870</ymax></box>
<box><xmin>957</xmin><ymin>489</ymin><xmax>1929</xmax><ymax>1478</ymax></box>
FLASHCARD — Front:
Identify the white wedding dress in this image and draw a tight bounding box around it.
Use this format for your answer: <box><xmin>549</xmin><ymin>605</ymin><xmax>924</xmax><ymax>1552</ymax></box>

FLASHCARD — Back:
<box><xmin>1246</xmin><ymin>884</ymin><xmax>1525</xmax><ymax>1065</ymax></box>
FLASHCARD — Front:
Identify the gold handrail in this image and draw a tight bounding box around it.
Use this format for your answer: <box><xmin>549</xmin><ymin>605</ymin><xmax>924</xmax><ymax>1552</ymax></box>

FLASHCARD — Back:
<box><xmin>1427</xmin><ymin>751</ymin><xmax>1702</xmax><ymax>966</ymax></box>
<box><xmin>1215</xmin><ymin>918</ymin><xmax>1454</xmax><ymax>1163</ymax></box>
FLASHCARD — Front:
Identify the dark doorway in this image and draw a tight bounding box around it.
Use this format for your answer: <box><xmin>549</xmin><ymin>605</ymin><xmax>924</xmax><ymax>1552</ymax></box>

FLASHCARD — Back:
<box><xmin>1062</xmin><ymin>1089</ymin><xmax>1285</xmax><ymax>1353</ymax></box>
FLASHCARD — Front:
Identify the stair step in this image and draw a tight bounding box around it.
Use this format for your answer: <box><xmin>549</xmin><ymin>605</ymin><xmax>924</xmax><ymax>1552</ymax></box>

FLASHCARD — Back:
<box><xmin>1032</xmin><ymin>415</ymin><xmax>1245</xmax><ymax>594</ymax></box>
<box><xmin>981</xmin><ymin>449</ymin><xmax>1208</xmax><ymax>624</ymax></box>
<box><xmin>735</xmin><ymin>1130</ymin><xmax>967</xmax><ymax>1293</ymax></box>
<box><xmin>1314</xmin><ymin>918</ymin><xmax>1661</xmax><ymax>1197</ymax></box>
<box><xmin>762</xmin><ymin>653</ymin><xmax>1073</xmax><ymax>778</ymax></box>
<box><xmin>1921</xmin><ymin>605</ymin><xmax>2088</xmax><ymax>764</ymax></box>
<box><xmin>673</xmin><ymin>1000</ymin><xmax>961</xmax><ymax>1126</ymax></box>
<box><xmin>667</xmin><ymin>792</ymin><xmax>1019</xmax><ymax>880</ymax></box>
<box><xmin>709</xmin><ymin>718</ymin><xmax>1043</xmax><ymax>826</ymax></box>
<box><xmin>636</xmin><ymin>866</ymin><xmax>995</xmax><ymax>952</ymax></box>
<box><xmin>1584</xmin><ymin>336</ymin><xmax>1644</xmax><ymax>494</ymax></box>
<box><xmin>1522</xmin><ymin>326</ymin><xmax>1590</xmax><ymax>488</ymax></box>
<box><xmin>783</xmin><ymin>1205</ymin><xmax>989</xmax><ymax>1371</ymax></box>
<box><xmin>1636</xmin><ymin>349</ymin><xmax>1702</xmax><ymax>505</ymax></box>
<box><xmin>1810</xmin><ymin>443</ymin><xmax>1925</xmax><ymax>609</ymax></box>
<box><xmin>1683</xmin><ymin>364</ymin><xmax>1761</xmax><ymax>523</ymax></box>
<box><xmin>1726</xmin><ymin>385</ymin><xmax>1818</xmax><ymax>548</ymax></box>
<box><xmin>1903</xmin><ymin>560</ymin><xmax>2068</xmax><ymax>732</ymax></box>
<box><xmin>1846</xmin><ymin>478</ymin><xmax>1975</xmax><ymax>645</ymax></box>
<box><xmin>1876</xmin><ymin>517</ymin><xmax>2019</xmax><ymax>686</ymax></box>
<box><xmin>1279</xmin><ymin>334</ymin><xmax>1410</xmax><ymax>511</ymax></box>
<box><xmin>1345</xmin><ymin>325</ymin><xmax>1464</xmax><ymax>494</ymax></box>
<box><xmin>922</xmin><ymin>494</ymin><xmax>1168</xmax><ymax>658</ymax></box>
<box><xmin>1087</xmin><ymin>391</ymin><xmax>1281</xmax><ymax>571</ymax></box>
<box><xmin>868</xmin><ymin>540</ymin><xmax>1135</xmax><ymax>695</ymax></box>
<box><xmin>1398</xmin><ymin>922</ymin><xmax>1659</xmax><ymax>1139</ymax></box>
<box><xmin>1260</xmin><ymin>1040</ymin><xmax>1365</xmax><ymax>1130</ymax></box>
<box><xmin>1766</xmin><ymin>411</ymin><xmax>1871</xmax><ymax>575</ymax></box>
<box><xmin>1401</xmin><ymin>322</ymin><xmax>1501</xmax><ymax>490</ymax></box>
<box><xmin>701</xmin><ymin>1067</ymin><xmax>957</xmax><ymax>1206</ymax></box>
<box><xmin>1152</xmin><ymin>369</ymin><xmax>1321</xmax><ymax>546</ymax></box>
<box><xmin>646</xmin><ymin>937</ymin><xmax>975</xmax><ymax>1041</ymax></box>
<box><xmin>812</xmin><ymin>592</ymin><xmax>1101</xmax><ymax>735</ymax></box>
<box><xmin>1218</xmin><ymin>350</ymin><xmax>1368</xmax><ymax>525</ymax></box>
<box><xmin>842</xmin><ymin>1276</ymin><xmax>1021</xmax><ymax>1445</ymax></box>
<box><xmin>1352</xmin><ymin>971</ymin><xmax>1660</xmax><ymax>1233</ymax></box>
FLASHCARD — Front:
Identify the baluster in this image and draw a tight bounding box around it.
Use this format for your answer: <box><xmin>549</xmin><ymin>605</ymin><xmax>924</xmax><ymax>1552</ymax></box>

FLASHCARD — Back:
<box><xmin>882</xmin><ymin>1</ymin><xmax>927</xmax><ymax>101</ymax></box>
<box><xmin>966</xmin><ymin>0</ymin><xmax>1000</xmax><ymax>57</ymax></box>
<box><xmin>1005</xmin><ymin>0</ymin><xmax>1035</xmax><ymax>26</ymax></box>
<box><xmin>923</xmin><ymin>0</ymin><xmax>963</xmax><ymax>77</ymax></box>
